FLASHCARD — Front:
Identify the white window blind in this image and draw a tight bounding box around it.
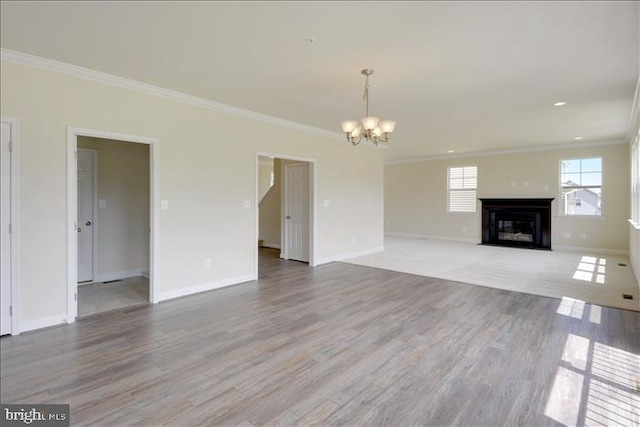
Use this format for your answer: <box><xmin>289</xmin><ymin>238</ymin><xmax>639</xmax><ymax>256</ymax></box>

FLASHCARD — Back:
<box><xmin>448</xmin><ymin>166</ymin><xmax>477</xmax><ymax>212</ymax></box>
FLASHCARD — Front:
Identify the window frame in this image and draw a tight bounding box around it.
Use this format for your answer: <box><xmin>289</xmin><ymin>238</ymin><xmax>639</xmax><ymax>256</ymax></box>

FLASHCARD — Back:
<box><xmin>447</xmin><ymin>165</ymin><xmax>478</xmax><ymax>213</ymax></box>
<box><xmin>631</xmin><ymin>135</ymin><xmax>639</xmax><ymax>224</ymax></box>
<box><xmin>559</xmin><ymin>156</ymin><xmax>603</xmax><ymax>217</ymax></box>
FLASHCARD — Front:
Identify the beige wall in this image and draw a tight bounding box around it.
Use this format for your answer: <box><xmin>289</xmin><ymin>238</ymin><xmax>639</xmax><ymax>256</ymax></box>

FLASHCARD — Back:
<box><xmin>257</xmin><ymin>157</ymin><xmax>274</xmax><ymax>203</ymax></box>
<box><xmin>1</xmin><ymin>60</ymin><xmax>384</xmax><ymax>327</ymax></box>
<box><xmin>77</xmin><ymin>137</ymin><xmax>150</xmax><ymax>281</ymax></box>
<box><xmin>258</xmin><ymin>158</ymin><xmax>282</xmax><ymax>248</ymax></box>
<box><xmin>386</xmin><ymin>143</ymin><xmax>630</xmax><ymax>251</ymax></box>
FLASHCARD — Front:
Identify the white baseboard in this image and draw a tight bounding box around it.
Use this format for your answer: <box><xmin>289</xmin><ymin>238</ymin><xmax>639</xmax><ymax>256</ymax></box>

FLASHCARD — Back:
<box><xmin>315</xmin><ymin>246</ymin><xmax>385</xmax><ymax>266</ymax></box>
<box><xmin>385</xmin><ymin>232</ymin><xmax>479</xmax><ymax>244</ymax></box>
<box><xmin>95</xmin><ymin>268</ymin><xmax>146</xmax><ymax>283</ymax></box>
<box><xmin>20</xmin><ymin>314</ymin><xmax>67</xmax><ymax>333</ymax></box>
<box><xmin>158</xmin><ymin>274</ymin><xmax>255</xmax><ymax>302</ymax></box>
<box><xmin>553</xmin><ymin>245</ymin><xmax>629</xmax><ymax>256</ymax></box>
<box><xmin>261</xmin><ymin>242</ymin><xmax>281</xmax><ymax>249</ymax></box>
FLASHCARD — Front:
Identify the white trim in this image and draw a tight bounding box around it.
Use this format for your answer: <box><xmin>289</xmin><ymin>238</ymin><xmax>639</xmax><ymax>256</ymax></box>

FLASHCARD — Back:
<box><xmin>158</xmin><ymin>275</ymin><xmax>254</xmax><ymax>302</ymax></box>
<box><xmin>386</xmin><ymin>139</ymin><xmax>628</xmax><ymax>165</ymax></box>
<box><xmin>254</xmin><ymin>152</ymin><xmax>317</xmax><ymax>273</ymax></box>
<box><xmin>94</xmin><ymin>269</ymin><xmax>147</xmax><ymax>284</ymax></box>
<box><xmin>554</xmin><ymin>245</ymin><xmax>629</xmax><ymax>256</ymax></box>
<box><xmin>1</xmin><ymin>117</ymin><xmax>20</xmax><ymax>335</ymax></box>
<box><xmin>261</xmin><ymin>242</ymin><xmax>281</xmax><ymax>249</ymax></box>
<box><xmin>315</xmin><ymin>246</ymin><xmax>386</xmax><ymax>266</ymax></box>
<box><xmin>385</xmin><ymin>232</ymin><xmax>480</xmax><ymax>244</ymax></box>
<box><xmin>21</xmin><ymin>315</ymin><xmax>67</xmax><ymax>333</ymax></box>
<box><xmin>629</xmin><ymin>219</ymin><xmax>640</xmax><ymax>231</ymax></box>
<box><xmin>1</xmin><ymin>48</ymin><xmax>342</xmax><ymax>141</ymax></box>
<box><xmin>68</xmin><ymin>127</ymin><xmax>160</xmax><ymax>325</ymax></box>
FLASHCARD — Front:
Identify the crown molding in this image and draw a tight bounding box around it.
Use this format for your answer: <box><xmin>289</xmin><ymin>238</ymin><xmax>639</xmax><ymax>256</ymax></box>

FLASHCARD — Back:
<box><xmin>1</xmin><ymin>48</ymin><xmax>344</xmax><ymax>141</ymax></box>
<box><xmin>385</xmin><ymin>139</ymin><xmax>628</xmax><ymax>165</ymax></box>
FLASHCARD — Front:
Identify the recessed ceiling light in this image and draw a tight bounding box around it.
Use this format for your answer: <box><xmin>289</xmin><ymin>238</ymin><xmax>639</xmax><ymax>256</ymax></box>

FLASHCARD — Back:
<box><xmin>574</xmin><ymin>136</ymin><xmax>583</xmax><ymax>140</ymax></box>
<box><xmin>553</xmin><ymin>101</ymin><xmax>567</xmax><ymax>107</ymax></box>
<box><xmin>448</xmin><ymin>150</ymin><xmax>455</xmax><ymax>153</ymax></box>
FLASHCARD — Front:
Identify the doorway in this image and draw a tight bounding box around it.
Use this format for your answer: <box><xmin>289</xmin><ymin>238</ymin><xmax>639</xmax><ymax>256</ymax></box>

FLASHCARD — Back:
<box><xmin>67</xmin><ymin>128</ymin><xmax>159</xmax><ymax>323</ymax></box>
<box><xmin>255</xmin><ymin>153</ymin><xmax>315</xmax><ymax>277</ymax></box>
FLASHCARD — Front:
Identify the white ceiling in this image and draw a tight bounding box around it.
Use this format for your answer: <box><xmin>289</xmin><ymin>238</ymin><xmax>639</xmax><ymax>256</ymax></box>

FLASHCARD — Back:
<box><xmin>1</xmin><ymin>1</ymin><xmax>638</xmax><ymax>161</ymax></box>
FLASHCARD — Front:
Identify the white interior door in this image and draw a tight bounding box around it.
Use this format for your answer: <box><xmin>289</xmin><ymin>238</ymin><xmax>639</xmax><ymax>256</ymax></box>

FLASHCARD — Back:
<box><xmin>1</xmin><ymin>122</ymin><xmax>12</xmax><ymax>335</ymax></box>
<box><xmin>284</xmin><ymin>163</ymin><xmax>310</xmax><ymax>262</ymax></box>
<box><xmin>77</xmin><ymin>149</ymin><xmax>95</xmax><ymax>282</ymax></box>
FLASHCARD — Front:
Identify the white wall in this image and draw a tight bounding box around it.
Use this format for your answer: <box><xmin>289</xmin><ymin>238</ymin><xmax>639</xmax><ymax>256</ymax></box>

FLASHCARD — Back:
<box><xmin>386</xmin><ymin>143</ymin><xmax>630</xmax><ymax>252</ymax></box>
<box><xmin>1</xmin><ymin>59</ymin><xmax>384</xmax><ymax>328</ymax></box>
<box><xmin>77</xmin><ymin>137</ymin><xmax>150</xmax><ymax>281</ymax></box>
<box><xmin>258</xmin><ymin>158</ymin><xmax>282</xmax><ymax>248</ymax></box>
<box><xmin>257</xmin><ymin>157</ymin><xmax>273</xmax><ymax>203</ymax></box>
<box><xmin>628</xmin><ymin>80</ymin><xmax>640</xmax><ymax>288</ymax></box>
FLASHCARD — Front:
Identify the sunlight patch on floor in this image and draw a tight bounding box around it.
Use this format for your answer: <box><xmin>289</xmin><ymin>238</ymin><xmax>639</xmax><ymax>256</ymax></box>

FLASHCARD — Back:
<box><xmin>546</xmin><ymin>332</ymin><xmax>640</xmax><ymax>426</ymax></box>
<box><xmin>556</xmin><ymin>297</ymin><xmax>586</xmax><ymax>319</ymax></box>
<box><xmin>573</xmin><ymin>256</ymin><xmax>607</xmax><ymax>284</ymax></box>
<box><xmin>544</xmin><ymin>366</ymin><xmax>583</xmax><ymax>426</ymax></box>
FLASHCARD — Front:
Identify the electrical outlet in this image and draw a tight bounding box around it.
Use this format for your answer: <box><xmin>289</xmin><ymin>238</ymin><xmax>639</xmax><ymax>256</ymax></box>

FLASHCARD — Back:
<box><xmin>161</xmin><ymin>200</ymin><xmax>169</xmax><ymax>210</ymax></box>
<box><xmin>351</xmin><ymin>236</ymin><xmax>356</xmax><ymax>244</ymax></box>
<box><xmin>562</xmin><ymin>232</ymin><xmax>571</xmax><ymax>239</ymax></box>
<box><xmin>204</xmin><ymin>259</ymin><xmax>212</xmax><ymax>269</ymax></box>
<box><xmin>580</xmin><ymin>233</ymin><xmax>587</xmax><ymax>240</ymax></box>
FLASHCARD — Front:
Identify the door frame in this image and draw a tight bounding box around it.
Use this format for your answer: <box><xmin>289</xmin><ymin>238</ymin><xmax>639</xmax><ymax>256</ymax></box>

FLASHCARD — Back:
<box><xmin>1</xmin><ymin>117</ymin><xmax>20</xmax><ymax>335</ymax></box>
<box><xmin>67</xmin><ymin>127</ymin><xmax>160</xmax><ymax>323</ymax></box>
<box><xmin>254</xmin><ymin>152</ymin><xmax>316</xmax><ymax>277</ymax></box>
<box><xmin>77</xmin><ymin>148</ymin><xmax>98</xmax><ymax>283</ymax></box>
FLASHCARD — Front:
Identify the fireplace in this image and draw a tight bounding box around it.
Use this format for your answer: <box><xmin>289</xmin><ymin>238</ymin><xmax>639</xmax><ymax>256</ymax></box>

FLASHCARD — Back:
<box><xmin>480</xmin><ymin>198</ymin><xmax>553</xmax><ymax>250</ymax></box>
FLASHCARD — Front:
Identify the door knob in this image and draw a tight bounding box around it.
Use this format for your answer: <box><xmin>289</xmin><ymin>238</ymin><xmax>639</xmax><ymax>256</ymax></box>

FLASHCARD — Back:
<box><xmin>77</xmin><ymin>228</ymin><xmax>81</xmax><ymax>232</ymax></box>
<box><xmin>286</xmin><ymin>215</ymin><xmax>291</xmax><ymax>219</ymax></box>
<box><xmin>85</xmin><ymin>221</ymin><xmax>92</xmax><ymax>226</ymax></box>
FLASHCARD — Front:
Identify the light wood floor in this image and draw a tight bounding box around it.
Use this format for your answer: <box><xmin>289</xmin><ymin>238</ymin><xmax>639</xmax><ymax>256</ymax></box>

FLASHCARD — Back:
<box><xmin>1</xmin><ymin>248</ymin><xmax>638</xmax><ymax>426</ymax></box>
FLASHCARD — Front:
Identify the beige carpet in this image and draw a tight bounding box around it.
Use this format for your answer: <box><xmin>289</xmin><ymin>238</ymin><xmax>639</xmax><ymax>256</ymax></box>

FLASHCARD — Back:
<box><xmin>342</xmin><ymin>236</ymin><xmax>640</xmax><ymax>312</ymax></box>
<box><xmin>78</xmin><ymin>276</ymin><xmax>149</xmax><ymax>317</ymax></box>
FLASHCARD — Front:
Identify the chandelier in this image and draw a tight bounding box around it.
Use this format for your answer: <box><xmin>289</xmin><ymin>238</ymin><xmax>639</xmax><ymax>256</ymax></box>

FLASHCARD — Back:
<box><xmin>341</xmin><ymin>68</ymin><xmax>396</xmax><ymax>146</ymax></box>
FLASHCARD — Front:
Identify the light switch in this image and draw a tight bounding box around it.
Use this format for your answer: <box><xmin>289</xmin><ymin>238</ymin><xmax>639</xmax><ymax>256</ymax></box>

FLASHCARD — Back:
<box><xmin>161</xmin><ymin>200</ymin><xmax>169</xmax><ymax>210</ymax></box>
<box><xmin>243</xmin><ymin>200</ymin><xmax>251</xmax><ymax>208</ymax></box>
<box><xmin>323</xmin><ymin>200</ymin><xmax>331</xmax><ymax>207</ymax></box>
<box><xmin>544</xmin><ymin>184</ymin><xmax>550</xmax><ymax>190</ymax></box>
<box><xmin>99</xmin><ymin>199</ymin><xmax>107</xmax><ymax>208</ymax></box>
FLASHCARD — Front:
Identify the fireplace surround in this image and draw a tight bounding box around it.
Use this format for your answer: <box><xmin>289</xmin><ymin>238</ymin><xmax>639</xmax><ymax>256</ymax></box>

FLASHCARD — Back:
<box><xmin>480</xmin><ymin>198</ymin><xmax>554</xmax><ymax>250</ymax></box>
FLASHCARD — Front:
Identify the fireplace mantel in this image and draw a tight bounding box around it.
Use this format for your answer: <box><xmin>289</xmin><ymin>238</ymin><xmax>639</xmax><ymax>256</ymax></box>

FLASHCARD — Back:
<box><xmin>480</xmin><ymin>198</ymin><xmax>554</xmax><ymax>250</ymax></box>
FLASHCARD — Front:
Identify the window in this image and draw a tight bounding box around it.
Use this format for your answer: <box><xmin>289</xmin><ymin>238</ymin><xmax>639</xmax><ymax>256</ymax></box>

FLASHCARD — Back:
<box><xmin>560</xmin><ymin>157</ymin><xmax>602</xmax><ymax>216</ymax></box>
<box><xmin>448</xmin><ymin>166</ymin><xmax>477</xmax><ymax>212</ymax></box>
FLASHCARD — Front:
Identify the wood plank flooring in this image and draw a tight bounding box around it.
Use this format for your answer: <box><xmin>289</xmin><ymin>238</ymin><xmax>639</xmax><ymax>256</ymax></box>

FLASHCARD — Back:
<box><xmin>1</xmin><ymin>248</ymin><xmax>639</xmax><ymax>426</ymax></box>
